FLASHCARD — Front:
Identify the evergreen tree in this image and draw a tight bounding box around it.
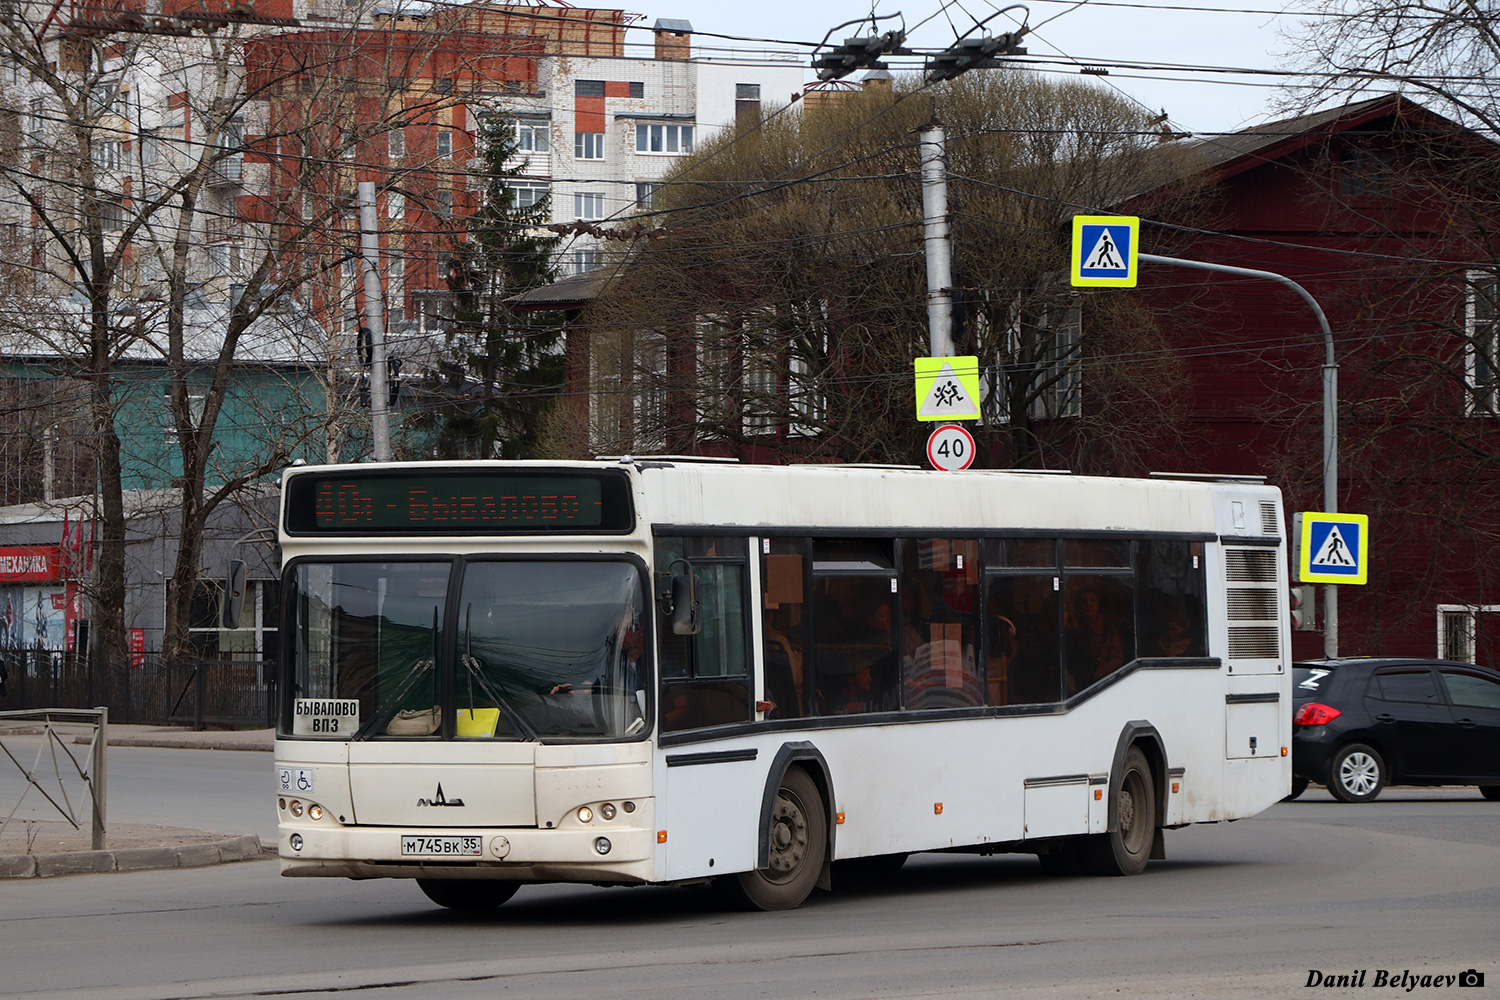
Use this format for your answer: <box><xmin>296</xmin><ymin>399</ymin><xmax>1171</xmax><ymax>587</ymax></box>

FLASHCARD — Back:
<box><xmin>411</xmin><ymin>117</ymin><xmax>561</xmax><ymax>459</ymax></box>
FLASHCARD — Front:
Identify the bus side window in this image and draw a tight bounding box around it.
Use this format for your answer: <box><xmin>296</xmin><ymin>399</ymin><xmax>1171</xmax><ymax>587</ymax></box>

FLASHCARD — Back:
<box><xmin>762</xmin><ymin>540</ymin><xmax>808</xmax><ymax>719</ymax></box>
<box><xmin>899</xmin><ymin>538</ymin><xmax>981</xmax><ymax>710</ymax></box>
<box><xmin>810</xmin><ymin>539</ymin><xmax>900</xmax><ymax>716</ymax></box>
<box><xmin>1138</xmin><ymin>540</ymin><xmax>1206</xmax><ymax>659</ymax></box>
<box><xmin>656</xmin><ymin>536</ymin><xmax>752</xmax><ymax>733</ymax></box>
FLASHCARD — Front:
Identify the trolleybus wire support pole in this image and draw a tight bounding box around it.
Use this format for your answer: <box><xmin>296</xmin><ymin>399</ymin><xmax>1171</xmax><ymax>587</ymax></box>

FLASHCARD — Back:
<box><xmin>358</xmin><ymin>181</ymin><xmax>392</xmax><ymax>462</ymax></box>
<box><xmin>1138</xmin><ymin>252</ymin><xmax>1339</xmax><ymax>657</ymax></box>
<box><xmin>919</xmin><ymin>117</ymin><xmax>955</xmax><ymax>357</ymax></box>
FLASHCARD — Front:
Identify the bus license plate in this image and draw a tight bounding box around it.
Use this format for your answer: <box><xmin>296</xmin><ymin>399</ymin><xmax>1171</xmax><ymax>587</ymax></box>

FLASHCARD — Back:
<box><xmin>401</xmin><ymin>835</ymin><xmax>482</xmax><ymax>857</ymax></box>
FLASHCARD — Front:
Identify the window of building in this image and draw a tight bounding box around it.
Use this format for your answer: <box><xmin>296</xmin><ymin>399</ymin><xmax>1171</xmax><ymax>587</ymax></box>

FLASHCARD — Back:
<box><xmin>635</xmin><ymin>181</ymin><xmax>661</xmax><ymax>209</ymax></box>
<box><xmin>507</xmin><ymin>180</ymin><xmax>549</xmax><ymax>210</ymax></box>
<box><xmin>186</xmin><ymin>578</ymin><xmax>280</xmax><ymax>661</ymax></box>
<box><xmin>575</xmin><ymin>79</ymin><xmax>605</xmax><ymax>97</ymax></box>
<box><xmin>433</xmin><ymin>78</ymin><xmax>454</xmax><ymax>95</ymax></box>
<box><xmin>572</xmin><ymin>248</ymin><xmax>600</xmax><ymax>273</ymax></box>
<box><xmin>95</xmin><ymin>195</ymin><xmax>125</xmax><ymax>231</ymax></box>
<box><xmin>28</xmin><ymin>97</ymin><xmax>43</xmax><ymax>146</ymax></box>
<box><xmin>574</xmin><ymin>191</ymin><xmax>604</xmax><ymax>220</ymax></box>
<box><xmin>1340</xmin><ymin>147</ymin><xmax>1393</xmax><ymax>197</ymax></box>
<box><xmin>629</xmin><ymin>81</ymin><xmax>644</xmax><ymax>98</ymax></box>
<box><xmin>140</xmin><ymin>130</ymin><xmax>159</xmax><ymax>165</ymax></box>
<box><xmin>635</xmin><ymin>123</ymin><xmax>693</xmax><ymax>154</ymax></box>
<box><xmin>436</xmin><ymin>130</ymin><xmax>451</xmax><ymax>157</ymax></box>
<box><xmin>736</xmin><ymin>82</ymin><xmax>761</xmax><ymax>125</ymax></box>
<box><xmin>1466</xmin><ymin>271</ymin><xmax>1499</xmax><ymax>415</ymax></box>
<box><xmin>433</xmin><ymin>188</ymin><xmax>452</xmax><ymax>219</ymax></box>
<box><xmin>574</xmin><ymin>131</ymin><xmax>605</xmax><ymax>159</ymax></box>
<box><xmin>388</xmin><ymin>127</ymin><xmax>405</xmax><ymax>159</ymax></box>
<box><xmin>514</xmin><ymin>121</ymin><xmax>549</xmax><ymax>152</ymax></box>
<box><xmin>387</xmin><ymin>191</ymin><xmax>404</xmax><ymax>219</ymax></box>
<box><xmin>92</xmin><ymin>139</ymin><xmax>122</xmax><ymax>171</ymax></box>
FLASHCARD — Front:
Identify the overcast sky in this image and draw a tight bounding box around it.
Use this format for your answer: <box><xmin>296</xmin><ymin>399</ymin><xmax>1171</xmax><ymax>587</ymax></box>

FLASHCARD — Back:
<box><xmin>634</xmin><ymin>0</ymin><xmax>1320</xmax><ymax>135</ymax></box>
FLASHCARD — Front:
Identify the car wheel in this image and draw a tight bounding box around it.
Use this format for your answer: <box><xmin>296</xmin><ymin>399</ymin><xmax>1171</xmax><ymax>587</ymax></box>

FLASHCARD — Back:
<box><xmin>1328</xmin><ymin>743</ymin><xmax>1385</xmax><ymax>803</ymax></box>
<box><xmin>1283</xmin><ymin>775</ymin><xmax>1309</xmax><ymax>801</ymax></box>
<box><xmin>1480</xmin><ymin>786</ymin><xmax>1500</xmax><ymax>802</ymax></box>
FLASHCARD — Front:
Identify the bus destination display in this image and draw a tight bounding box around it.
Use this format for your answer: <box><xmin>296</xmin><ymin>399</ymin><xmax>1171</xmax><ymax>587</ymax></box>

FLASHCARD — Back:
<box><xmin>285</xmin><ymin>472</ymin><xmax>633</xmax><ymax>534</ymax></box>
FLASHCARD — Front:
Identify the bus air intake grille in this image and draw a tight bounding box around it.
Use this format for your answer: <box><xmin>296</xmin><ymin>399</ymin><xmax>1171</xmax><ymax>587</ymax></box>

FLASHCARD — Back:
<box><xmin>1228</xmin><ymin>627</ymin><xmax>1279</xmax><ymax>659</ymax></box>
<box><xmin>1226</xmin><ymin>588</ymin><xmax>1278</xmax><ymax>621</ymax></box>
<box><xmin>1260</xmin><ymin>502</ymin><xmax>1280</xmax><ymax>535</ymax></box>
<box><xmin>1224</xmin><ymin>549</ymin><xmax>1277</xmax><ymax>583</ymax></box>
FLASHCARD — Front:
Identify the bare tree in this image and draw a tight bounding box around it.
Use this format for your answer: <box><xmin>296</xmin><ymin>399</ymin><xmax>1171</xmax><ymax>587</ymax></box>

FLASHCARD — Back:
<box><xmin>0</xmin><ymin>1</ymin><xmax>507</xmax><ymax>663</ymax></box>
<box><xmin>584</xmin><ymin>70</ymin><xmax>1210</xmax><ymax>469</ymax></box>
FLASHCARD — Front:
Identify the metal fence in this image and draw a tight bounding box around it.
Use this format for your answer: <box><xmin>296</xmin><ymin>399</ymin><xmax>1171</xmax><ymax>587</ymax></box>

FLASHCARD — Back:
<box><xmin>0</xmin><ymin>648</ymin><xmax>274</xmax><ymax>729</ymax></box>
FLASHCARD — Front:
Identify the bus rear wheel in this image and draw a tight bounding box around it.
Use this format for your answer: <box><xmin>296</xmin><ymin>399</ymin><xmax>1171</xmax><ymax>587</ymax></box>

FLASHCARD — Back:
<box><xmin>416</xmin><ymin>879</ymin><xmax>519</xmax><ymax>911</ymax></box>
<box><xmin>1080</xmin><ymin>747</ymin><xmax>1155</xmax><ymax>876</ymax></box>
<box><xmin>722</xmin><ymin>767</ymin><xmax>827</xmax><ymax>911</ymax></box>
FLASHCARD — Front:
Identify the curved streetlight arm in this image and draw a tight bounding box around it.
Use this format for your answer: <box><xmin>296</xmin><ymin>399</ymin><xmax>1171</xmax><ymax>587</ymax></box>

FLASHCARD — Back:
<box><xmin>1139</xmin><ymin>252</ymin><xmax>1340</xmax><ymax>657</ymax></box>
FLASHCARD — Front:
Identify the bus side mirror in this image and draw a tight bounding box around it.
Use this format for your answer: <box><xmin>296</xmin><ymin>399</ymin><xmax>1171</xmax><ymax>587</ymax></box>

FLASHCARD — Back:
<box><xmin>670</xmin><ymin>573</ymin><xmax>700</xmax><ymax>635</ymax></box>
<box><xmin>223</xmin><ymin>560</ymin><xmax>247</xmax><ymax>629</ymax></box>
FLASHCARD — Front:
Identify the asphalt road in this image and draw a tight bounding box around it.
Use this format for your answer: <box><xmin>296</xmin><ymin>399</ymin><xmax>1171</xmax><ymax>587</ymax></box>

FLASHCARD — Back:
<box><xmin>2</xmin><ymin>760</ymin><xmax>1497</xmax><ymax>1000</ymax></box>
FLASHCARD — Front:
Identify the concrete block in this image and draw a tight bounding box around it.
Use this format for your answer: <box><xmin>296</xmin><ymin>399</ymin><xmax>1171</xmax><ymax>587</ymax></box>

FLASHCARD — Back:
<box><xmin>35</xmin><ymin>851</ymin><xmax>116</xmax><ymax>876</ymax></box>
<box><xmin>115</xmin><ymin>848</ymin><xmax>180</xmax><ymax>872</ymax></box>
<box><xmin>175</xmin><ymin>844</ymin><xmax>223</xmax><ymax>868</ymax></box>
<box><xmin>0</xmin><ymin>854</ymin><xmax>37</xmax><ymax>878</ymax></box>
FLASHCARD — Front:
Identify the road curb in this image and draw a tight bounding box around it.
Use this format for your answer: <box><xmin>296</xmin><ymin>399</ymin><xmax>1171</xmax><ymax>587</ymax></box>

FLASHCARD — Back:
<box><xmin>0</xmin><ymin>835</ymin><xmax>271</xmax><ymax>878</ymax></box>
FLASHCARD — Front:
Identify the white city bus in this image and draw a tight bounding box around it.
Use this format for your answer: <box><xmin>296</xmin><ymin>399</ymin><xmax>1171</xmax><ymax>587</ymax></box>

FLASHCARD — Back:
<box><xmin>270</xmin><ymin>459</ymin><xmax>1291</xmax><ymax>910</ymax></box>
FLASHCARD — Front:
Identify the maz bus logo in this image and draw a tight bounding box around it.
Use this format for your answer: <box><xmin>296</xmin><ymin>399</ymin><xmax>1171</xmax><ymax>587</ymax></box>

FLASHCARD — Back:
<box><xmin>416</xmin><ymin>784</ymin><xmax>465</xmax><ymax>807</ymax></box>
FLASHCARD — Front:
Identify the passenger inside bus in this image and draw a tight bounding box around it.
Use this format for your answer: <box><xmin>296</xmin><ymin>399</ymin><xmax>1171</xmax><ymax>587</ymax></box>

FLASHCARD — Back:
<box><xmin>1065</xmin><ymin>586</ymin><xmax>1129</xmax><ymax>694</ymax></box>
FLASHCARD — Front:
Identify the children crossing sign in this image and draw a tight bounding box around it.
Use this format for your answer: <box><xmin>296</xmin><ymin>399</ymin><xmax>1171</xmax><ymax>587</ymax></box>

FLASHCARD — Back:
<box><xmin>1071</xmin><ymin>215</ymin><xmax>1139</xmax><ymax>287</ymax></box>
<box><xmin>914</xmin><ymin>356</ymin><xmax>981</xmax><ymax>422</ymax></box>
<box><xmin>1297</xmin><ymin>512</ymin><xmax>1369</xmax><ymax>585</ymax></box>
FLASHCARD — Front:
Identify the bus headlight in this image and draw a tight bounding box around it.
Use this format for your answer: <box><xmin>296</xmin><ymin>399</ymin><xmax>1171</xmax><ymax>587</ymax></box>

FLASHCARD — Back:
<box><xmin>594</xmin><ymin>837</ymin><xmax>612</xmax><ymax>855</ymax></box>
<box><xmin>600</xmin><ymin>803</ymin><xmax>617</xmax><ymax>820</ymax></box>
<box><xmin>289</xmin><ymin>833</ymin><xmax>303</xmax><ymax>852</ymax></box>
<box><xmin>289</xmin><ymin>800</ymin><xmax>304</xmax><ymax>817</ymax></box>
<box><xmin>308</xmin><ymin>804</ymin><xmax>324</xmax><ymax>821</ymax></box>
<box><xmin>577</xmin><ymin>806</ymin><xmax>593</xmax><ymax>823</ymax></box>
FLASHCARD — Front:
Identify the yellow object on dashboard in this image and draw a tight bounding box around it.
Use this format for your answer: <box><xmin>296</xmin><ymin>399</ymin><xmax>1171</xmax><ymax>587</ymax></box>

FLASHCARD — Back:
<box><xmin>455</xmin><ymin>707</ymin><xmax>500</xmax><ymax>737</ymax></box>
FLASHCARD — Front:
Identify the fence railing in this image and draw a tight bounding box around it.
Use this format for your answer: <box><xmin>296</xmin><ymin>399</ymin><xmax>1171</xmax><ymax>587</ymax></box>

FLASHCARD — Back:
<box><xmin>0</xmin><ymin>649</ymin><xmax>273</xmax><ymax>729</ymax></box>
<box><xmin>0</xmin><ymin>707</ymin><xmax>108</xmax><ymax>850</ymax></box>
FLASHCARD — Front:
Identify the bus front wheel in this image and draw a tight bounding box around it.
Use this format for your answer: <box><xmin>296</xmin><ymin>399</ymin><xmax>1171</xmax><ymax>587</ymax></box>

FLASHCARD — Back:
<box><xmin>1080</xmin><ymin>746</ymin><xmax>1155</xmax><ymax>876</ymax></box>
<box><xmin>722</xmin><ymin>767</ymin><xmax>827</xmax><ymax>910</ymax></box>
<box><xmin>416</xmin><ymin>878</ymin><xmax>519</xmax><ymax>911</ymax></box>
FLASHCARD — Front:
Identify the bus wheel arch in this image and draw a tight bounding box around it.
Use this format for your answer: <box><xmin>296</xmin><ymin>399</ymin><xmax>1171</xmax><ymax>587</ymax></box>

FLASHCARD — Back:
<box><xmin>721</xmin><ymin>742</ymin><xmax>834</xmax><ymax>910</ymax></box>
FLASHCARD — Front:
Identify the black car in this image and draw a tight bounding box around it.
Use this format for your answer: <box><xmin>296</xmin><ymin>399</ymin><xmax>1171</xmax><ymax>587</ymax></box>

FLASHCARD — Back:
<box><xmin>1290</xmin><ymin>658</ymin><xmax>1500</xmax><ymax>802</ymax></box>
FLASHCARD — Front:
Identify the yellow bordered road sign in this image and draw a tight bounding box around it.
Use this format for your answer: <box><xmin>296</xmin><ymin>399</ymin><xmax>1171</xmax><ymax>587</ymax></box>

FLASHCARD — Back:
<box><xmin>914</xmin><ymin>356</ymin><xmax>981</xmax><ymax>422</ymax></box>
<box><xmin>1297</xmin><ymin>512</ymin><xmax>1369</xmax><ymax>585</ymax></box>
<box><xmin>1071</xmin><ymin>215</ymin><xmax>1139</xmax><ymax>287</ymax></box>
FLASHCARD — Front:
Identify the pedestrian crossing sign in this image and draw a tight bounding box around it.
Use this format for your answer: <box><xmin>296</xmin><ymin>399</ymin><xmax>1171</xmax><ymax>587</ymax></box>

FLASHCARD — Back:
<box><xmin>914</xmin><ymin>356</ymin><xmax>981</xmax><ymax>422</ymax></box>
<box><xmin>1297</xmin><ymin>512</ymin><xmax>1369</xmax><ymax>585</ymax></box>
<box><xmin>1071</xmin><ymin>215</ymin><xmax>1139</xmax><ymax>288</ymax></box>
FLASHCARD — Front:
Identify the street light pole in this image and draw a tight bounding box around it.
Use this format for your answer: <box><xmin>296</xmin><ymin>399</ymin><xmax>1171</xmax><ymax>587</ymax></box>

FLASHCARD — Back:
<box><xmin>1139</xmin><ymin>252</ymin><xmax>1339</xmax><ymax>656</ymax></box>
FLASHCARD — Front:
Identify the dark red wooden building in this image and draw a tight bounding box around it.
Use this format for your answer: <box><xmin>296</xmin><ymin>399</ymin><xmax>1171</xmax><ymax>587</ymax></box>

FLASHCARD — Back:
<box><xmin>1126</xmin><ymin>96</ymin><xmax>1500</xmax><ymax>664</ymax></box>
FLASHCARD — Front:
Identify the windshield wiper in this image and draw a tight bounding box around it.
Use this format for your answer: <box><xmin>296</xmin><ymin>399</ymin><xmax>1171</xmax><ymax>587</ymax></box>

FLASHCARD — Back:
<box><xmin>354</xmin><ymin>605</ymin><xmax>441</xmax><ymax>740</ymax></box>
<box><xmin>461</xmin><ymin>605</ymin><xmax>538</xmax><ymax>741</ymax></box>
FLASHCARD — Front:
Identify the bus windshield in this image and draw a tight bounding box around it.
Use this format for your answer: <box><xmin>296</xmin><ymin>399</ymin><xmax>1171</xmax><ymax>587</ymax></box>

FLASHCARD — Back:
<box><xmin>283</xmin><ymin>559</ymin><xmax>648</xmax><ymax>741</ymax></box>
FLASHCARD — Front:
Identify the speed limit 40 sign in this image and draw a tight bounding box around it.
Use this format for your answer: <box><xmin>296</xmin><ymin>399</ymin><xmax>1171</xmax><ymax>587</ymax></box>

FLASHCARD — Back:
<box><xmin>926</xmin><ymin>424</ymin><xmax>975</xmax><ymax>471</ymax></box>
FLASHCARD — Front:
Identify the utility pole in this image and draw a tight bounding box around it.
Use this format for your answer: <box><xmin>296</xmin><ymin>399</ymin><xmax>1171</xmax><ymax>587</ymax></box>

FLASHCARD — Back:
<box><xmin>919</xmin><ymin>119</ymin><xmax>955</xmax><ymax>357</ymax></box>
<box><xmin>357</xmin><ymin>181</ymin><xmax>391</xmax><ymax>462</ymax></box>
